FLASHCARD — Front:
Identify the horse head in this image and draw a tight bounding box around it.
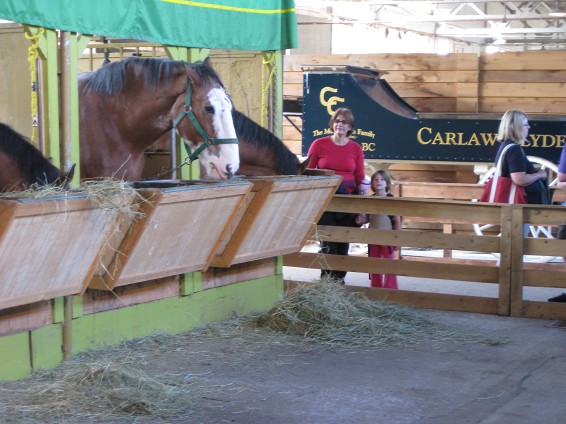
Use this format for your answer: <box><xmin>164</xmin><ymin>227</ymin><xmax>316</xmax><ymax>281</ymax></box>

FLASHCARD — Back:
<box><xmin>173</xmin><ymin>59</ymin><xmax>239</xmax><ymax>180</ymax></box>
<box><xmin>0</xmin><ymin>122</ymin><xmax>76</xmax><ymax>192</ymax></box>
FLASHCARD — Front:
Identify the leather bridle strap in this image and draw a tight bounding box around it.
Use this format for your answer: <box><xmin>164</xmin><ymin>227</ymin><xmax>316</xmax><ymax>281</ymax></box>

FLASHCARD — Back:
<box><xmin>172</xmin><ymin>75</ymin><xmax>238</xmax><ymax>164</ymax></box>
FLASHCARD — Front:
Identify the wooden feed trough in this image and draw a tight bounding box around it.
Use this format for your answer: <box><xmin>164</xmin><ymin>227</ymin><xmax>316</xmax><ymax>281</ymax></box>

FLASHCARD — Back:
<box><xmin>89</xmin><ymin>180</ymin><xmax>253</xmax><ymax>290</ymax></box>
<box><xmin>0</xmin><ymin>193</ymin><xmax>129</xmax><ymax>310</ymax></box>
<box><xmin>211</xmin><ymin>175</ymin><xmax>342</xmax><ymax>267</ymax></box>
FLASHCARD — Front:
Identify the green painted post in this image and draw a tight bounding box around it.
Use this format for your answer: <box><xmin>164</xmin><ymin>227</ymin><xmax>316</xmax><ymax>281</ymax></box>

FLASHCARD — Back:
<box><xmin>273</xmin><ymin>50</ymin><xmax>283</xmax><ymax>139</ymax></box>
<box><xmin>180</xmin><ymin>270</ymin><xmax>202</xmax><ymax>296</ymax></box>
<box><xmin>0</xmin><ymin>333</ymin><xmax>32</xmax><ymax>381</ymax></box>
<box><xmin>31</xmin><ymin>325</ymin><xmax>64</xmax><ymax>371</ymax></box>
<box><xmin>35</xmin><ymin>28</ymin><xmax>61</xmax><ymax>169</ymax></box>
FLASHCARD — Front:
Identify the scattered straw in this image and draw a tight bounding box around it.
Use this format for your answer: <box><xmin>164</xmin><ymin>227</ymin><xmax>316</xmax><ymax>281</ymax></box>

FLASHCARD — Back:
<box><xmin>255</xmin><ymin>281</ymin><xmax>478</xmax><ymax>348</ymax></box>
<box><xmin>0</xmin><ymin>351</ymin><xmax>192</xmax><ymax>423</ymax></box>
<box><xmin>0</xmin><ymin>283</ymin><xmax>502</xmax><ymax>422</ymax></box>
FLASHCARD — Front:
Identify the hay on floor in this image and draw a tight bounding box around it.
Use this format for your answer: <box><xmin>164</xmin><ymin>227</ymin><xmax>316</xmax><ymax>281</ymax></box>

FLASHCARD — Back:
<box><xmin>255</xmin><ymin>281</ymin><xmax>467</xmax><ymax>348</ymax></box>
<box><xmin>0</xmin><ymin>352</ymin><xmax>192</xmax><ymax>423</ymax></box>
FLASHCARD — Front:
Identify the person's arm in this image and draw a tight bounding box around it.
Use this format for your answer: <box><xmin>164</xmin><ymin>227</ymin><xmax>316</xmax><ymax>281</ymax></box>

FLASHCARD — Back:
<box><xmin>354</xmin><ymin>145</ymin><xmax>366</xmax><ymax>193</ymax></box>
<box><xmin>307</xmin><ymin>140</ymin><xmax>320</xmax><ymax>168</ymax></box>
<box><xmin>505</xmin><ymin>145</ymin><xmax>546</xmax><ymax>186</ymax></box>
<box><xmin>391</xmin><ymin>215</ymin><xmax>402</xmax><ymax>251</ymax></box>
<box><xmin>557</xmin><ymin>172</ymin><xmax>566</xmax><ymax>190</ymax></box>
<box><xmin>510</xmin><ymin>169</ymin><xmax>546</xmax><ymax>186</ymax></box>
<box><xmin>393</xmin><ymin>215</ymin><xmax>401</xmax><ymax>231</ymax></box>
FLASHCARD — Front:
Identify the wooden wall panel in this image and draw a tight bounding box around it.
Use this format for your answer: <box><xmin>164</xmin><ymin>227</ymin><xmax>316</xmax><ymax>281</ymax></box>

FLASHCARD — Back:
<box><xmin>0</xmin><ymin>301</ymin><xmax>52</xmax><ymax>336</ymax></box>
<box><xmin>202</xmin><ymin>258</ymin><xmax>276</xmax><ymax>290</ymax></box>
<box><xmin>481</xmin><ymin>70</ymin><xmax>566</xmax><ymax>83</ymax></box>
<box><xmin>477</xmin><ymin>98</ymin><xmax>566</xmax><ymax>114</ymax></box>
<box><xmin>83</xmin><ymin>277</ymin><xmax>180</xmax><ymax>315</ymax></box>
<box><xmin>479</xmin><ymin>52</ymin><xmax>566</xmax><ymax>70</ymax></box>
<box><xmin>0</xmin><ymin>24</ymin><xmax>32</xmax><ymax>137</ymax></box>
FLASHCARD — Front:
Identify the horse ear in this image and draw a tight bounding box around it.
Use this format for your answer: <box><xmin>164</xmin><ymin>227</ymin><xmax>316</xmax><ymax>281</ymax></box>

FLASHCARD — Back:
<box><xmin>298</xmin><ymin>156</ymin><xmax>311</xmax><ymax>175</ymax></box>
<box><xmin>62</xmin><ymin>164</ymin><xmax>76</xmax><ymax>189</ymax></box>
<box><xmin>202</xmin><ymin>56</ymin><xmax>213</xmax><ymax>68</ymax></box>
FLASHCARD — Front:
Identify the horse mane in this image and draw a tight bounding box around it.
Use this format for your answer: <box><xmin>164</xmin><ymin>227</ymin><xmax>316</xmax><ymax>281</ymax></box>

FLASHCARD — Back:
<box><xmin>80</xmin><ymin>57</ymin><xmax>224</xmax><ymax>94</ymax></box>
<box><xmin>233</xmin><ymin>110</ymin><xmax>299</xmax><ymax>175</ymax></box>
<box><xmin>187</xmin><ymin>60</ymin><xmax>226</xmax><ymax>90</ymax></box>
<box><xmin>0</xmin><ymin>123</ymin><xmax>62</xmax><ymax>185</ymax></box>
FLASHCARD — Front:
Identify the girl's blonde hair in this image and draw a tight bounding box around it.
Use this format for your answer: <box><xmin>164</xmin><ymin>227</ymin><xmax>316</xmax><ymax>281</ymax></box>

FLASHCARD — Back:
<box><xmin>497</xmin><ymin>109</ymin><xmax>528</xmax><ymax>145</ymax></box>
<box><xmin>370</xmin><ymin>169</ymin><xmax>393</xmax><ymax>193</ymax></box>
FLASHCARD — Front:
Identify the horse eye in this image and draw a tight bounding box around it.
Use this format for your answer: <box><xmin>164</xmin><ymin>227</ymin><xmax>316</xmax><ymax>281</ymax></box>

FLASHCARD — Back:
<box><xmin>205</xmin><ymin>105</ymin><xmax>215</xmax><ymax>114</ymax></box>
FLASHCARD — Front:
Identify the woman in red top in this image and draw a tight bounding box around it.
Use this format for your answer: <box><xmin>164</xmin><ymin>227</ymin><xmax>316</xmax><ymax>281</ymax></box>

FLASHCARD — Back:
<box><xmin>307</xmin><ymin>107</ymin><xmax>366</xmax><ymax>284</ymax></box>
<box><xmin>308</xmin><ymin>108</ymin><xmax>365</xmax><ymax>194</ymax></box>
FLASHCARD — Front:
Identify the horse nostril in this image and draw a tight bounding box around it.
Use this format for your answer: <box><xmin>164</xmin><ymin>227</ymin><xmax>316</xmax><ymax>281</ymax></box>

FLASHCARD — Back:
<box><xmin>226</xmin><ymin>164</ymin><xmax>234</xmax><ymax>179</ymax></box>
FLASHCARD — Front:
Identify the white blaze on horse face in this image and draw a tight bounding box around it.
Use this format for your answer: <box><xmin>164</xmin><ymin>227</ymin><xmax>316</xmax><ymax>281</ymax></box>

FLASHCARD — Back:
<box><xmin>199</xmin><ymin>87</ymin><xmax>239</xmax><ymax>179</ymax></box>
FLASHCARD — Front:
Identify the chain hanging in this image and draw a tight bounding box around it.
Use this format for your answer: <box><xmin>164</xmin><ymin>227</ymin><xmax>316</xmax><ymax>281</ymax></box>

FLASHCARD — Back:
<box><xmin>24</xmin><ymin>27</ymin><xmax>44</xmax><ymax>144</ymax></box>
<box><xmin>261</xmin><ymin>51</ymin><xmax>277</xmax><ymax>128</ymax></box>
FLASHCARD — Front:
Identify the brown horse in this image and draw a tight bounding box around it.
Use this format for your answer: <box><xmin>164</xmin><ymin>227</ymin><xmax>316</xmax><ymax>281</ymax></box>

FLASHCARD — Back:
<box><xmin>153</xmin><ymin>109</ymin><xmax>308</xmax><ymax>178</ymax></box>
<box><xmin>0</xmin><ymin>123</ymin><xmax>74</xmax><ymax>192</ymax></box>
<box><xmin>232</xmin><ymin>110</ymin><xmax>308</xmax><ymax>176</ymax></box>
<box><xmin>78</xmin><ymin>57</ymin><xmax>239</xmax><ymax>180</ymax></box>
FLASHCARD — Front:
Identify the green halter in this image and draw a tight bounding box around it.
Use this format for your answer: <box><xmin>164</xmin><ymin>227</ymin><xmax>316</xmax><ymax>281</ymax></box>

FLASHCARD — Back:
<box><xmin>172</xmin><ymin>76</ymin><xmax>238</xmax><ymax>163</ymax></box>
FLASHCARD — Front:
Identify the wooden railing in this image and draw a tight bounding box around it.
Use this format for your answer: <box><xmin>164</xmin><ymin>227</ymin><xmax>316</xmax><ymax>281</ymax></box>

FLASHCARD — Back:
<box><xmin>284</xmin><ymin>194</ymin><xmax>566</xmax><ymax>320</ymax></box>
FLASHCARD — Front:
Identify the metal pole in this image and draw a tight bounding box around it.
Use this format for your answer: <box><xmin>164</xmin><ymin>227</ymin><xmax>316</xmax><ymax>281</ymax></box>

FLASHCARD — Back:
<box><xmin>63</xmin><ymin>296</ymin><xmax>73</xmax><ymax>360</ymax></box>
<box><xmin>60</xmin><ymin>31</ymin><xmax>73</xmax><ymax>172</ymax></box>
<box><xmin>170</xmin><ymin>128</ymin><xmax>177</xmax><ymax>179</ymax></box>
<box><xmin>60</xmin><ymin>31</ymin><xmax>73</xmax><ymax>359</ymax></box>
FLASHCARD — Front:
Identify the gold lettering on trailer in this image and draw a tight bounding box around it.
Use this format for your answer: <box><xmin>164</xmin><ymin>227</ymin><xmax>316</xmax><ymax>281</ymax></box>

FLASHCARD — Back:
<box><xmin>356</xmin><ymin>129</ymin><xmax>375</xmax><ymax>139</ymax></box>
<box><xmin>320</xmin><ymin>87</ymin><xmax>345</xmax><ymax>115</ymax></box>
<box><xmin>468</xmin><ymin>133</ymin><xmax>481</xmax><ymax>145</ymax></box>
<box><xmin>362</xmin><ymin>142</ymin><xmax>376</xmax><ymax>152</ymax></box>
<box><xmin>526</xmin><ymin>134</ymin><xmax>564</xmax><ymax>148</ymax></box>
<box><xmin>480</xmin><ymin>133</ymin><xmax>498</xmax><ymax>146</ymax></box>
<box><xmin>312</xmin><ymin>129</ymin><xmax>333</xmax><ymax>137</ymax></box>
<box><xmin>414</xmin><ymin>126</ymin><xmax>565</xmax><ymax>148</ymax></box>
<box><xmin>417</xmin><ymin>127</ymin><xmax>433</xmax><ymax>144</ymax></box>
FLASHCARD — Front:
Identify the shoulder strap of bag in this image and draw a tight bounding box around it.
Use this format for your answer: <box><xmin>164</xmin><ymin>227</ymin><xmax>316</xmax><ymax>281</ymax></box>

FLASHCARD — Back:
<box><xmin>489</xmin><ymin>143</ymin><xmax>518</xmax><ymax>203</ymax></box>
<box><xmin>495</xmin><ymin>143</ymin><xmax>516</xmax><ymax>175</ymax></box>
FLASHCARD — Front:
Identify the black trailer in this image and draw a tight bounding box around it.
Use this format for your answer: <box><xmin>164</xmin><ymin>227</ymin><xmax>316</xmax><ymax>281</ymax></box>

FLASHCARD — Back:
<box><xmin>299</xmin><ymin>65</ymin><xmax>566</xmax><ymax>165</ymax></box>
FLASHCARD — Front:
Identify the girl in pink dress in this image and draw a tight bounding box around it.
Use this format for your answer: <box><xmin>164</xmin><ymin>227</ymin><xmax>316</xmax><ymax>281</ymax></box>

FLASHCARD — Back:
<box><xmin>367</xmin><ymin>170</ymin><xmax>400</xmax><ymax>289</ymax></box>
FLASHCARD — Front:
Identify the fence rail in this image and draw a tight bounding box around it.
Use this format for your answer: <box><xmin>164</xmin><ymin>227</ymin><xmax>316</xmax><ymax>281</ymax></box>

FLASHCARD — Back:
<box><xmin>284</xmin><ymin>194</ymin><xmax>566</xmax><ymax>320</ymax></box>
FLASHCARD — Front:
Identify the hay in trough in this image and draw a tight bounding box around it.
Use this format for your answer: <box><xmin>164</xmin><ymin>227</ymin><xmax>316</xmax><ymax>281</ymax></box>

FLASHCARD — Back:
<box><xmin>1</xmin><ymin>179</ymin><xmax>145</xmax><ymax>219</ymax></box>
<box><xmin>0</xmin><ymin>183</ymin><xmax>68</xmax><ymax>199</ymax></box>
<box><xmin>0</xmin><ymin>351</ymin><xmax>192</xmax><ymax>423</ymax></box>
<box><xmin>255</xmin><ymin>281</ymin><xmax>471</xmax><ymax>348</ymax></box>
<box><xmin>80</xmin><ymin>178</ymin><xmax>146</xmax><ymax>219</ymax></box>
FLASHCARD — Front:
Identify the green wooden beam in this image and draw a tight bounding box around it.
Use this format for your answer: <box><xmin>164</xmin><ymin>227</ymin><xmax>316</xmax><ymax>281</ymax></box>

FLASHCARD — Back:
<box><xmin>273</xmin><ymin>50</ymin><xmax>283</xmax><ymax>139</ymax></box>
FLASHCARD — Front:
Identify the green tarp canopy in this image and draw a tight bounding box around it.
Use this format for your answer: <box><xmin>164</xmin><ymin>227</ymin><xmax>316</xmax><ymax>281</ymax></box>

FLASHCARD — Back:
<box><xmin>0</xmin><ymin>0</ymin><xmax>297</xmax><ymax>51</ymax></box>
